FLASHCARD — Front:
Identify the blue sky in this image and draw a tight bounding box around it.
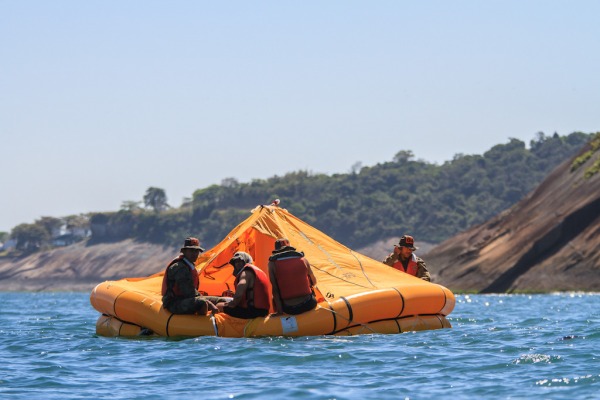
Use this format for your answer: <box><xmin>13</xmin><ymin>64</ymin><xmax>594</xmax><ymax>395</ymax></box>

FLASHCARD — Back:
<box><xmin>1</xmin><ymin>1</ymin><xmax>599</xmax><ymax>232</ymax></box>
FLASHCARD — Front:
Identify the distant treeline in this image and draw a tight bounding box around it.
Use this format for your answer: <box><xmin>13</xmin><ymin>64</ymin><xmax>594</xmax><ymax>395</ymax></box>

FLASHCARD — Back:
<box><xmin>2</xmin><ymin>132</ymin><xmax>593</xmax><ymax>254</ymax></box>
<box><xmin>86</xmin><ymin>131</ymin><xmax>592</xmax><ymax>249</ymax></box>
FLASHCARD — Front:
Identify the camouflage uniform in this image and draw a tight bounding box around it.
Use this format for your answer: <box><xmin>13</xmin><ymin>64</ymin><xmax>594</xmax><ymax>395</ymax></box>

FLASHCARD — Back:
<box><xmin>162</xmin><ymin>259</ymin><xmax>224</xmax><ymax>314</ymax></box>
<box><xmin>382</xmin><ymin>252</ymin><xmax>431</xmax><ymax>282</ymax></box>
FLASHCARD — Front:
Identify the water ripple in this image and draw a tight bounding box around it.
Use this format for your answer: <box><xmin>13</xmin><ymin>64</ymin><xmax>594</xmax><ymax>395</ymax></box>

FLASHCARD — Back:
<box><xmin>1</xmin><ymin>292</ymin><xmax>599</xmax><ymax>399</ymax></box>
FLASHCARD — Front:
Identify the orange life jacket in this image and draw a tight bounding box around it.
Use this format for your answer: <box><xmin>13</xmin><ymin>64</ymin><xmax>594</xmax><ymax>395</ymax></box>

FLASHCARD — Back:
<box><xmin>272</xmin><ymin>256</ymin><xmax>313</xmax><ymax>300</ymax></box>
<box><xmin>235</xmin><ymin>264</ymin><xmax>270</xmax><ymax>310</ymax></box>
<box><xmin>392</xmin><ymin>254</ymin><xmax>418</xmax><ymax>276</ymax></box>
<box><xmin>161</xmin><ymin>255</ymin><xmax>199</xmax><ymax>297</ymax></box>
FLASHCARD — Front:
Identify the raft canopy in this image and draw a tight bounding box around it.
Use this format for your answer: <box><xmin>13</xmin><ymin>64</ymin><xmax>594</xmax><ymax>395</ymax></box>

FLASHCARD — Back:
<box><xmin>111</xmin><ymin>203</ymin><xmax>453</xmax><ymax>313</ymax></box>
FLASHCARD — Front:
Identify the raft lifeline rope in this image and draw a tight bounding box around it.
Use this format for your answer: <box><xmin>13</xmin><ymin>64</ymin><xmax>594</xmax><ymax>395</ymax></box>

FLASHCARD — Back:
<box><xmin>317</xmin><ymin>303</ymin><xmax>378</xmax><ymax>334</ymax></box>
<box><xmin>210</xmin><ymin>313</ymin><xmax>219</xmax><ymax>337</ymax></box>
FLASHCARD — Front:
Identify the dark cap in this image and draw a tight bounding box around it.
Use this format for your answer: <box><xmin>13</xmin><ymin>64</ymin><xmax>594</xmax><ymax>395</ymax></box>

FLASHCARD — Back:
<box><xmin>272</xmin><ymin>237</ymin><xmax>296</xmax><ymax>254</ymax></box>
<box><xmin>397</xmin><ymin>235</ymin><xmax>418</xmax><ymax>251</ymax></box>
<box><xmin>181</xmin><ymin>237</ymin><xmax>205</xmax><ymax>252</ymax></box>
<box><xmin>229</xmin><ymin>251</ymin><xmax>253</xmax><ymax>265</ymax></box>
<box><xmin>274</xmin><ymin>238</ymin><xmax>290</xmax><ymax>250</ymax></box>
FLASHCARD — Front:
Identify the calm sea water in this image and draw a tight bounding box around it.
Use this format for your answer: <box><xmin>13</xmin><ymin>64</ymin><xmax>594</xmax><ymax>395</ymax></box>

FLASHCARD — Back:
<box><xmin>0</xmin><ymin>292</ymin><xmax>598</xmax><ymax>400</ymax></box>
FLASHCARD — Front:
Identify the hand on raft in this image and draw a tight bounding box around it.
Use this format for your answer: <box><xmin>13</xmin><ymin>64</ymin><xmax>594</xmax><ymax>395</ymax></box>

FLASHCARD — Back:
<box><xmin>206</xmin><ymin>300</ymin><xmax>219</xmax><ymax>315</ymax></box>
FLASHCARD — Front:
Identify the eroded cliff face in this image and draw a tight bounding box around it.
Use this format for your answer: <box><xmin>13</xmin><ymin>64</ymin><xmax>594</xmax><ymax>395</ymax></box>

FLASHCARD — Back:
<box><xmin>425</xmin><ymin>142</ymin><xmax>600</xmax><ymax>293</ymax></box>
<box><xmin>0</xmin><ymin>240</ymin><xmax>172</xmax><ymax>291</ymax></box>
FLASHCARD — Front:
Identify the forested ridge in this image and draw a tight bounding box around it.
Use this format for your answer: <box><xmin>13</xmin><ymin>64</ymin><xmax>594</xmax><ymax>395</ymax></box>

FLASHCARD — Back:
<box><xmin>89</xmin><ymin>132</ymin><xmax>592</xmax><ymax>249</ymax></box>
<box><xmin>4</xmin><ymin>132</ymin><xmax>593</xmax><ymax>253</ymax></box>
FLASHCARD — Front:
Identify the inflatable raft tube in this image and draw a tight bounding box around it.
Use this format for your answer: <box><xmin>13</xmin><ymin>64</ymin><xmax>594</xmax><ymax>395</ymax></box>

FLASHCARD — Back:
<box><xmin>96</xmin><ymin>313</ymin><xmax>451</xmax><ymax>338</ymax></box>
<box><xmin>91</xmin><ymin>281</ymin><xmax>453</xmax><ymax>338</ymax></box>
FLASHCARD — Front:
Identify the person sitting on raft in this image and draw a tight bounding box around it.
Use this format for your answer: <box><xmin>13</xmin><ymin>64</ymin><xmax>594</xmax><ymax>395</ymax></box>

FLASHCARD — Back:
<box><xmin>382</xmin><ymin>234</ymin><xmax>431</xmax><ymax>281</ymax></box>
<box><xmin>162</xmin><ymin>237</ymin><xmax>225</xmax><ymax>315</ymax></box>
<box><xmin>218</xmin><ymin>251</ymin><xmax>271</xmax><ymax>319</ymax></box>
<box><xmin>268</xmin><ymin>238</ymin><xmax>318</xmax><ymax>315</ymax></box>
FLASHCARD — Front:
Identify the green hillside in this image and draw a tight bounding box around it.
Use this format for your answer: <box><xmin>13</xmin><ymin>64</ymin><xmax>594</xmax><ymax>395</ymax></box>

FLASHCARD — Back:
<box><xmin>5</xmin><ymin>131</ymin><xmax>593</xmax><ymax>254</ymax></box>
<box><xmin>88</xmin><ymin>132</ymin><xmax>592</xmax><ymax>249</ymax></box>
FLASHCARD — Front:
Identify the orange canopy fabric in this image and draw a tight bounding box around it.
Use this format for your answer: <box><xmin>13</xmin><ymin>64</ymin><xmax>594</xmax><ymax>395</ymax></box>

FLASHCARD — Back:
<box><xmin>122</xmin><ymin>204</ymin><xmax>439</xmax><ymax>313</ymax></box>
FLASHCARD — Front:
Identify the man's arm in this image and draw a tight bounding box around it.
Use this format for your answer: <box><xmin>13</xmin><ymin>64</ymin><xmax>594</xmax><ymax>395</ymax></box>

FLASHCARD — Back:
<box><xmin>268</xmin><ymin>261</ymin><xmax>284</xmax><ymax>314</ymax></box>
<box><xmin>382</xmin><ymin>253</ymin><xmax>396</xmax><ymax>266</ymax></box>
<box><xmin>304</xmin><ymin>259</ymin><xmax>317</xmax><ymax>286</ymax></box>
<box><xmin>416</xmin><ymin>258</ymin><xmax>431</xmax><ymax>282</ymax></box>
<box><xmin>227</xmin><ymin>270</ymin><xmax>250</xmax><ymax>308</ymax></box>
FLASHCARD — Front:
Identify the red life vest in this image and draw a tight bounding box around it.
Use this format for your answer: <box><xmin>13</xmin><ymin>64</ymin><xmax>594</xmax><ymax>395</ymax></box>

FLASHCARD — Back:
<box><xmin>392</xmin><ymin>254</ymin><xmax>419</xmax><ymax>276</ymax></box>
<box><xmin>273</xmin><ymin>256</ymin><xmax>312</xmax><ymax>300</ymax></box>
<box><xmin>235</xmin><ymin>264</ymin><xmax>270</xmax><ymax>310</ymax></box>
<box><xmin>161</xmin><ymin>255</ymin><xmax>199</xmax><ymax>297</ymax></box>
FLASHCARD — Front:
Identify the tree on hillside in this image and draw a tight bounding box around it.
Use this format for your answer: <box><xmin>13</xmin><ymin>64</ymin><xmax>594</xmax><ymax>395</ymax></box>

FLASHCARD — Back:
<box><xmin>350</xmin><ymin>161</ymin><xmax>363</xmax><ymax>174</ymax></box>
<box><xmin>35</xmin><ymin>216</ymin><xmax>63</xmax><ymax>237</ymax></box>
<box><xmin>63</xmin><ymin>214</ymin><xmax>90</xmax><ymax>238</ymax></box>
<box><xmin>64</xmin><ymin>214</ymin><xmax>89</xmax><ymax>228</ymax></box>
<box><xmin>0</xmin><ymin>231</ymin><xmax>8</xmax><ymax>243</ymax></box>
<box><xmin>192</xmin><ymin>185</ymin><xmax>225</xmax><ymax>220</ymax></box>
<box><xmin>143</xmin><ymin>187</ymin><xmax>169</xmax><ymax>212</ymax></box>
<box><xmin>221</xmin><ymin>177</ymin><xmax>240</xmax><ymax>188</ymax></box>
<box><xmin>181</xmin><ymin>197</ymin><xmax>193</xmax><ymax>209</ymax></box>
<box><xmin>393</xmin><ymin>150</ymin><xmax>415</xmax><ymax>163</ymax></box>
<box><xmin>11</xmin><ymin>223</ymin><xmax>50</xmax><ymax>252</ymax></box>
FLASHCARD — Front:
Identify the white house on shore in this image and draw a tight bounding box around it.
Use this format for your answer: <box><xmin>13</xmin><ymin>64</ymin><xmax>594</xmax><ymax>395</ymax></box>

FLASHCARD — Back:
<box><xmin>0</xmin><ymin>239</ymin><xmax>17</xmax><ymax>251</ymax></box>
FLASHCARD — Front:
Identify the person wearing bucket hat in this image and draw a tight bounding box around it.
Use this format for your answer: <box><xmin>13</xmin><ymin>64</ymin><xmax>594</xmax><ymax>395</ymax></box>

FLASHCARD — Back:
<box><xmin>268</xmin><ymin>238</ymin><xmax>318</xmax><ymax>315</ymax></box>
<box><xmin>180</xmin><ymin>236</ymin><xmax>205</xmax><ymax>252</ymax></box>
<box><xmin>382</xmin><ymin>235</ymin><xmax>431</xmax><ymax>281</ymax></box>
<box><xmin>161</xmin><ymin>237</ymin><xmax>224</xmax><ymax>315</ymax></box>
<box><xmin>219</xmin><ymin>251</ymin><xmax>271</xmax><ymax>319</ymax></box>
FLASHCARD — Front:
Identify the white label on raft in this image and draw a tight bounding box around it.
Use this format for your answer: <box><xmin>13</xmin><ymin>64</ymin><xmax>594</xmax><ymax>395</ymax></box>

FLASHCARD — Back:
<box><xmin>281</xmin><ymin>316</ymin><xmax>299</xmax><ymax>334</ymax></box>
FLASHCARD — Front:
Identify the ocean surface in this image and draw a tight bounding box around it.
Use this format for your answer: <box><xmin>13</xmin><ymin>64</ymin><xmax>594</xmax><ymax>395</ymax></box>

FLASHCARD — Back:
<box><xmin>0</xmin><ymin>292</ymin><xmax>598</xmax><ymax>400</ymax></box>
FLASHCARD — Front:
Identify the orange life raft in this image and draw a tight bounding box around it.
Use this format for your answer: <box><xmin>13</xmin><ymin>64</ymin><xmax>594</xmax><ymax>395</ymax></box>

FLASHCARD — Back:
<box><xmin>91</xmin><ymin>204</ymin><xmax>455</xmax><ymax>337</ymax></box>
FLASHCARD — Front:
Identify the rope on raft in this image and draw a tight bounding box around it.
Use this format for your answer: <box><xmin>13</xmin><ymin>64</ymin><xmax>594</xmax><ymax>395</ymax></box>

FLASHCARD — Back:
<box><xmin>317</xmin><ymin>304</ymin><xmax>378</xmax><ymax>334</ymax></box>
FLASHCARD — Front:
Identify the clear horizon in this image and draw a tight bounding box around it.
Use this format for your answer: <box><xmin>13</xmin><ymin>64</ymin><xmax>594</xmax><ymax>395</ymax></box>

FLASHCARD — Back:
<box><xmin>2</xmin><ymin>1</ymin><xmax>599</xmax><ymax>232</ymax></box>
